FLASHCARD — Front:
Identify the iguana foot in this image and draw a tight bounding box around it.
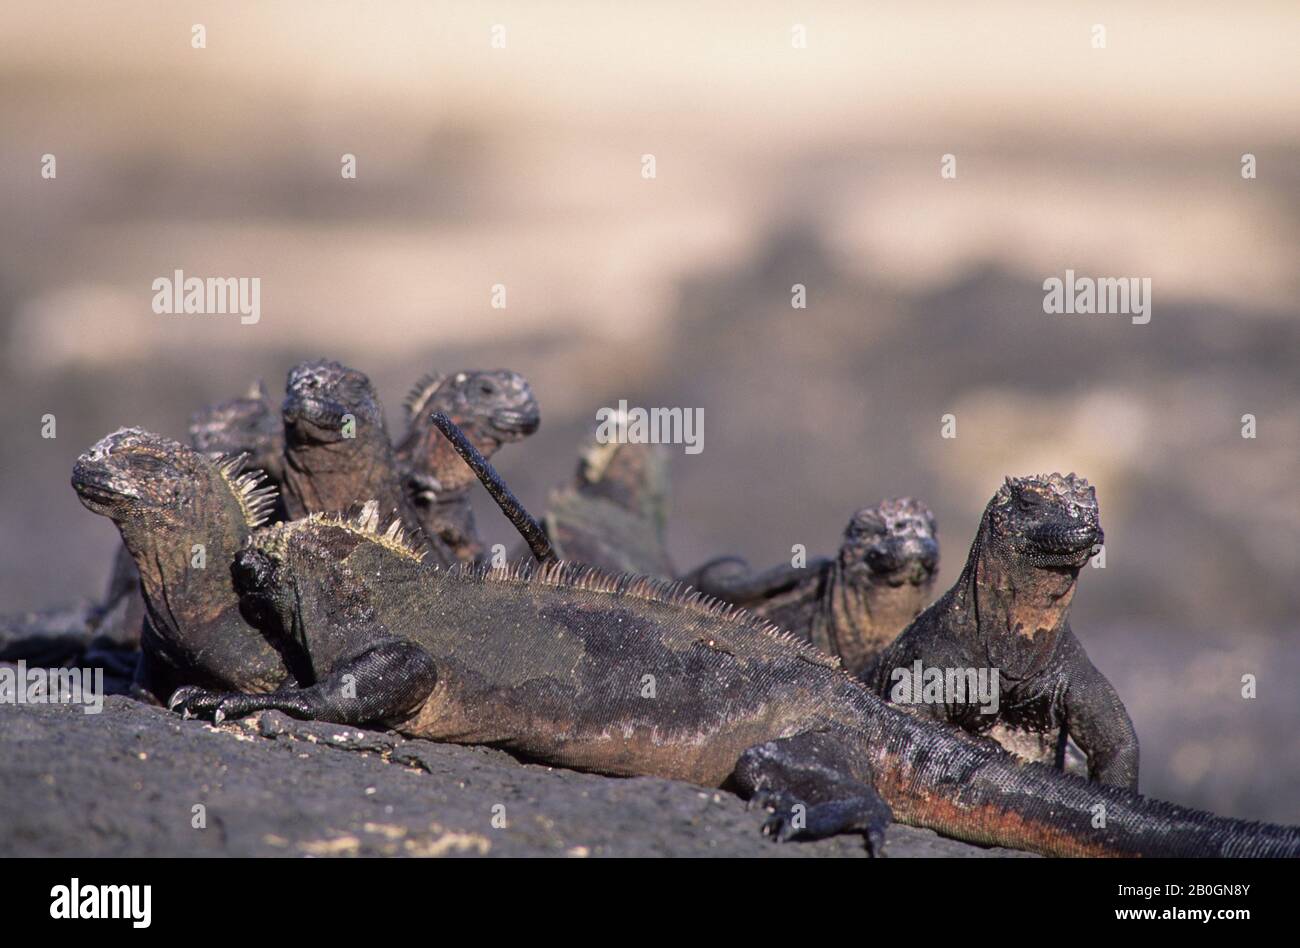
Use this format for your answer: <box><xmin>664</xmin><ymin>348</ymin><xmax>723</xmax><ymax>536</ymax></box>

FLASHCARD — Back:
<box><xmin>759</xmin><ymin>796</ymin><xmax>890</xmax><ymax>853</ymax></box>
<box><xmin>168</xmin><ymin>686</ymin><xmax>306</xmax><ymax>723</ymax></box>
<box><xmin>734</xmin><ymin>730</ymin><xmax>893</xmax><ymax>855</ymax></box>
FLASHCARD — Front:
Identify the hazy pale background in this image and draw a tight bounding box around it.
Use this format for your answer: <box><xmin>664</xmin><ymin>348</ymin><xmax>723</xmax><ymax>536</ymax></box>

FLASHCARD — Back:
<box><xmin>1</xmin><ymin>2</ymin><xmax>1297</xmax><ymax>820</ymax></box>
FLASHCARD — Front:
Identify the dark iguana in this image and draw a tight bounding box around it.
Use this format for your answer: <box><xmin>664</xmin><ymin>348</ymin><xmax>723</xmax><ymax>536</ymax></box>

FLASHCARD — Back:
<box><xmin>530</xmin><ymin>432</ymin><xmax>675</xmax><ymax>576</ymax></box>
<box><xmin>281</xmin><ymin>359</ymin><xmax>452</xmax><ymax>566</ymax></box>
<box><xmin>92</xmin><ymin>380</ymin><xmax>287</xmax><ymax>646</ymax></box>
<box><xmin>71</xmin><ymin>429</ymin><xmax>291</xmax><ymax>703</ymax></box>
<box><xmin>681</xmin><ymin>499</ymin><xmax>938</xmax><ymax>678</ymax></box>
<box><xmin>394</xmin><ymin>370</ymin><xmax>540</xmax><ymax>565</ymax></box>
<box><xmin>864</xmin><ymin>473</ymin><xmax>1138</xmax><ymax>789</ymax></box>
<box><xmin>105</xmin><ymin>420</ymin><xmax>1290</xmax><ymax>858</ymax></box>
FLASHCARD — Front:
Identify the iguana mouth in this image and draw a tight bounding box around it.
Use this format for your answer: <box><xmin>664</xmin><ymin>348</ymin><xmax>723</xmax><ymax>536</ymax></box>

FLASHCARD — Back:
<box><xmin>866</xmin><ymin>536</ymin><xmax>939</xmax><ymax>587</ymax></box>
<box><xmin>283</xmin><ymin>396</ymin><xmax>350</xmax><ymax>441</ymax></box>
<box><xmin>1023</xmin><ymin>523</ymin><xmax>1102</xmax><ymax>568</ymax></box>
<box><xmin>491</xmin><ymin>408</ymin><xmax>540</xmax><ymax>436</ymax></box>
<box><xmin>71</xmin><ymin>464</ymin><xmax>140</xmax><ymax>507</ymax></box>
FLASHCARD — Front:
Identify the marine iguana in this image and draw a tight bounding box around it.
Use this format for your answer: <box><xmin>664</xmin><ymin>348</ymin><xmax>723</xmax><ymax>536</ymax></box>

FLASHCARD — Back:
<box><xmin>864</xmin><ymin>473</ymin><xmax>1139</xmax><ymax>789</ymax></box>
<box><xmin>530</xmin><ymin>431</ymin><xmax>675</xmax><ymax>576</ymax></box>
<box><xmin>71</xmin><ymin>429</ymin><xmax>291</xmax><ymax>702</ymax></box>
<box><xmin>159</xmin><ymin>501</ymin><xmax>1300</xmax><ymax>857</ymax></box>
<box><xmin>281</xmin><ymin>360</ymin><xmax>452</xmax><ymax>565</ymax></box>
<box><xmin>394</xmin><ymin>370</ymin><xmax>540</xmax><ymax>565</ymax></box>
<box><xmin>681</xmin><ymin>499</ymin><xmax>938</xmax><ymax>678</ymax></box>
<box><xmin>92</xmin><ymin>380</ymin><xmax>288</xmax><ymax>646</ymax></box>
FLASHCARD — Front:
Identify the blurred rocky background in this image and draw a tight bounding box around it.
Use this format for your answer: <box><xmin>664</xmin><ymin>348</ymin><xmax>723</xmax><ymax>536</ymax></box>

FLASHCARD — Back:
<box><xmin>1</xmin><ymin>2</ymin><xmax>1296</xmax><ymax>823</ymax></box>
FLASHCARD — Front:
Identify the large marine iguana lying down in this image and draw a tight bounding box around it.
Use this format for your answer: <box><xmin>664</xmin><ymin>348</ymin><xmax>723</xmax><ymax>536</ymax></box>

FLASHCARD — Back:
<box><xmin>865</xmin><ymin>474</ymin><xmax>1138</xmax><ymax>789</ymax></box>
<box><xmin>682</xmin><ymin>499</ymin><xmax>939</xmax><ymax>678</ymax></box>
<box><xmin>70</xmin><ymin>426</ymin><xmax>1300</xmax><ymax>857</ymax></box>
<box><xmin>394</xmin><ymin>370</ymin><xmax>540</xmax><ymax>566</ymax></box>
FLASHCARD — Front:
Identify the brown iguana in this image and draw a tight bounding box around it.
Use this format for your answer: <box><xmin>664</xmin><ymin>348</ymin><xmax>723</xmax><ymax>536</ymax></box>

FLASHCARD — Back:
<box><xmin>529</xmin><ymin>431</ymin><xmax>675</xmax><ymax>576</ymax></box>
<box><xmin>91</xmin><ymin>380</ymin><xmax>288</xmax><ymax>647</ymax></box>
<box><xmin>281</xmin><ymin>359</ymin><xmax>452</xmax><ymax>566</ymax></box>
<box><xmin>865</xmin><ymin>473</ymin><xmax>1138</xmax><ymax>789</ymax></box>
<box><xmin>72</xmin><ymin>429</ymin><xmax>291</xmax><ymax>703</ymax></box>
<box><xmin>70</xmin><ymin>421</ymin><xmax>1297</xmax><ymax>857</ymax></box>
<box><xmin>394</xmin><ymin>370</ymin><xmax>540</xmax><ymax>565</ymax></box>
<box><xmin>681</xmin><ymin>499</ymin><xmax>939</xmax><ymax>678</ymax></box>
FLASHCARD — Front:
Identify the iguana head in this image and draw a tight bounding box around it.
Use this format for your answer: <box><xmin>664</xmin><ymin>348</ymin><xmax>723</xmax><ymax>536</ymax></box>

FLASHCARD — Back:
<box><xmin>72</xmin><ymin>428</ymin><xmax>275</xmax><ymax>531</ymax></box>
<box><xmin>398</xmin><ymin>369</ymin><xmax>540</xmax><ymax>497</ymax></box>
<box><xmin>405</xmin><ymin>370</ymin><xmax>540</xmax><ymax>441</ymax></box>
<box><xmin>840</xmin><ymin>499</ymin><xmax>939</xmax><ymax>589</ymax></box>
<box><xmin>189</xmin><ymin>379</ymin><xmax>284</xmax><ymax>481</ymax></box>
<box><xmin>283</xmin><ymin>360</ymin><xmax>384</xmax><ymax>445</ymax></box>
<box><xmin>986</xmin><ymin>473</ymin><xmax>1102</xmax><ymax>569</ymax></box>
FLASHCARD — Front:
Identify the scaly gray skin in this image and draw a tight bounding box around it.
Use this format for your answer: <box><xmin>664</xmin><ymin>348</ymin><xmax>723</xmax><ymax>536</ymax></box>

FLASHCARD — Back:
<box><xmin>92</xmin><ymin>380</ymin><xmax>288</xmax><ymax>647</ymax></box>
<box><xmin>71</xmin><ymin>429</ymin><xmax>291</xmax><ymax>703</ymax></box>
<box><xmin>865</xmin><ymin>474</ymin><xmax>1139</xmax><ymax>789</ymax></box>
<box><xmin>281</xmin><ymin>360</ymin><xmax>452</xmax><ymax>566</ymax></box>
<box><xmin>395</xmin><ymin>370</ymin><xmax>540</xmax><ymax>565</ymax></box>
<box><xmin>534</xmin><ymin>435</ymin><xmax>675</xmax><ymax>576</ymax></box>
<box><xmin>682</xmin><ymin>499</ymin><xmax>938</xmax><ymax>678</ymax></box>
<box><xmin>162</xmin><ymin>509</ymin><xmax>1300</xmax><ymax>857</ymax></box>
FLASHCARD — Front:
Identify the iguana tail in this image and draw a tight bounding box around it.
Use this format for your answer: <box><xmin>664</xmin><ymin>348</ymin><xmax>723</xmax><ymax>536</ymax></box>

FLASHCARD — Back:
<box><xmin>860</xmin><ymin>699</ymin><xmax>1300</xmax><ymax>857</ymax></box>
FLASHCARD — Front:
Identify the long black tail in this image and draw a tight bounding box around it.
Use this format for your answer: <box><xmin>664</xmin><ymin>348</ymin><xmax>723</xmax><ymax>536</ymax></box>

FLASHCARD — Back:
<box><xmin>429</xmin><ymin>412</ymin><xmax>556</xmax><ymax>565</ymax></box>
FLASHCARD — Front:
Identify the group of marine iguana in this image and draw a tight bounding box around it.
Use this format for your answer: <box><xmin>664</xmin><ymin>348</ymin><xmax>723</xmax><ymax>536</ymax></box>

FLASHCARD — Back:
<box><xmin>60</xmin><ymin>358</ymin><xmax>1299</xmax><ymax>857</ymax></box>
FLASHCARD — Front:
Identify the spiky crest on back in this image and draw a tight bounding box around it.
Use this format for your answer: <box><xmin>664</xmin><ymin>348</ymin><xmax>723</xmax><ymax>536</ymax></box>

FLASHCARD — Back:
<box><xmin>252</xmin><ymin>500</ymin><xmax>426</xmax><ymax>562</ymax></box>
<box><xmin>403</xmin><ymin>372</ymin><xmax>450</xmax><ymax>421</ymax></box>
<box><xmin>253</xmin><ymin>508</ymin><xmax>847</xmax><ymax>672</ymax></box>
<box><xmin>214</xmin><ymin>454</ymin><xmax>279</xmax><ymax>529</ymax></box>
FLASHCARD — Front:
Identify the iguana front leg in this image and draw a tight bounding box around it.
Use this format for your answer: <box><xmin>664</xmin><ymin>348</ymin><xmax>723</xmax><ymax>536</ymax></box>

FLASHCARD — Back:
<box><xmin>733</xmin><ymin>730</ymin><xmax>893</xmax><ymax>855</ymax></box>
<box><xmin>1057</xmin><ymin>635</ymin><xmax>1140</xmax><ymax>789</ymax></box>
<box><xmin>168</xmin><ymin>640</ymin><xmax>437</xmax><ymax>726</ymax></box>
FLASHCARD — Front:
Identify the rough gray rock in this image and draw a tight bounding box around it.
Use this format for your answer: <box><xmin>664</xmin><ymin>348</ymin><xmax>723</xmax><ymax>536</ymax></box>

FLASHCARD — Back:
<box><xmin>0</xmin><ymin>696</ymin><xmax>1026</xmax><ymax>857</ymax></box>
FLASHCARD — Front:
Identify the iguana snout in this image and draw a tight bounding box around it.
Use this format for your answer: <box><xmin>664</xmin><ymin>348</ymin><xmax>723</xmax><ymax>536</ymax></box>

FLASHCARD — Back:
<box><xmin>491</xmin><ymin>405</ymin><xmax>541</xmax><ymax>437</ymax></box>
<box><xmin>843</xmin><ymin>498</ymin><xmax>939</xmax><ymax>588</ymax></box>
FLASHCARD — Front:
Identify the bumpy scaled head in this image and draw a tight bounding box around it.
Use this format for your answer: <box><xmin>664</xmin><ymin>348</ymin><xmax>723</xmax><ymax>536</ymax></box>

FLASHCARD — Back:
<box><xmin>987</xmin><ymin>473</ymin><xmax>1102</xmax><ymax>569</ymax></box>
<box><xmin>840</xmin><ymin>498</ymin><xmax>939</xmax><ymax>589</ymax></box>
<box><xmin>405</xmin><ymin>370</ymin><xmax>540</xmax><ymax>443</ymax></box>
<box><xmin>189</xmin><ymin>380</ymin><xmax>284</xmax><ymax>479</ymax></box>
<box><xmin>283</xmin><ymin>360</ymin><xmax>383</xmax><ymax>445</ymax></box>
<box><xmin>72</xmin><ymin>427</ymin><xmax>275</xmax><ymax>531</ymax></box>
